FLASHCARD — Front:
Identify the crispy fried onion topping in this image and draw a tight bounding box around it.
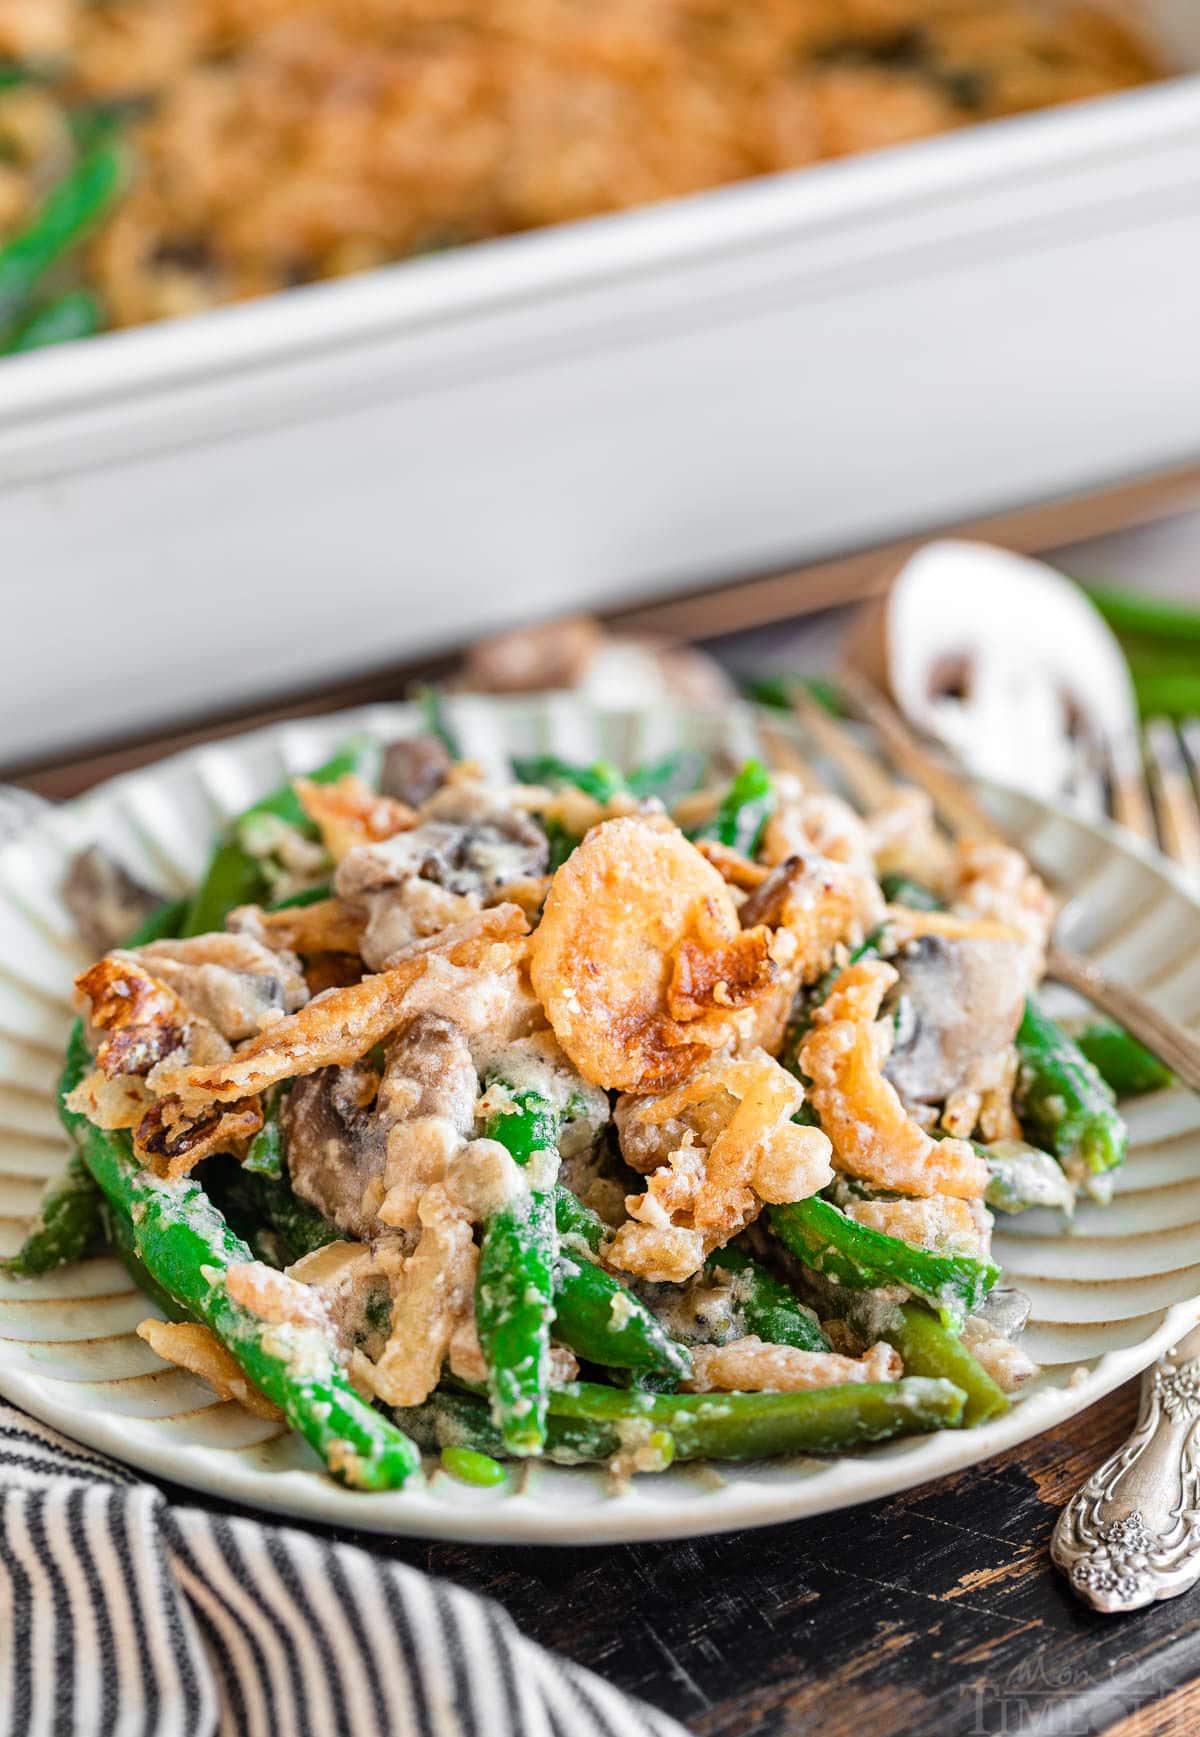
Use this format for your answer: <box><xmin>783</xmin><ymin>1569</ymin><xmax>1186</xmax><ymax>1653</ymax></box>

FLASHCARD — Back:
<box><xmin>295</xmin><ymin>773</ymin><xmax>415</xmax><ymax>861</ymax></box>
<box><xmin>686</xmin><ymin>1335</ymin><xmax>901</xmax><ymax>1393</ymax></box>
<box><xmin>133</xmin><ymin>1093</ymin><xmax>264</xmax><ymax>1179</ymax></box>
<box><xmin>136</xmin><ymin>1319</ymin><xmax>282</xmax><ymax>1420</ymax></box>
<box><xmin>230</xmin><ymin>899</ymin><xmax>367</xmax><ymax>958</ymax></box>
<box><xmin>843</xmin><ymin>1192</ymin><xmax>991</xmax><ymax>1261</ymax></box>
<box><xmin>607</xmin><ymin>1048</ymin><xmax>833</xmax><ymax>1283</ymax></box>
<box><xmin>732</xmin><ymin>852</ymin><xmax>886</xmax><ymax>1058</ymax></box>
<box><xmin>692</xmin><ymin>839</ymin><xmax>770</xmax><ymax>890</ymax></box>
<box><xmin>151</xmin><ymin>906</ymin><xmax>529</xmax><ymax>1113</ymax></box>
<box><xmin>799</xmin><ymin>958</ymin><xmax>988</xmax><ymax>1200</ymax></box>
<box><xmin>74</xmin><ymin>953</ymin><xmax>230</xmax><ymax>1080</ymax></box>
<box><xmin>950</xmin><ymin>836</ymin><xmax>1055</xmax><ymax>984</ymax></box>
<box><xmin>354</xmin><ymin>1186</ymin><xmax>477</xmax><ymax>1407</ymax></box>
<box><xmin>530</xmin><ymin>817</ymin><xmax>782</xmax><ymax>1093</ymax></box>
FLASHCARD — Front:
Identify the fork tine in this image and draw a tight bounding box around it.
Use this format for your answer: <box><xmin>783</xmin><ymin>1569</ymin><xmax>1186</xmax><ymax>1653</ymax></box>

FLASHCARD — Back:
<box><xmin>834</xmin><ymin>667</ymin><xmax>1005</xmax><ymax>842</ymax></box>
<box><xmin>1145</xmin><ymin>718</ymin><xmax>1200</xmax><ymax>885</ymax></box>
<box><xmin>786</xmin><ymin>683</ymin><xmax>900</xmax><ymax>812</ymax></box>
<box><xmin>1108</xmin><ymin>729</ymin><xmax>1157</xmax><ymax>845</ymax></box>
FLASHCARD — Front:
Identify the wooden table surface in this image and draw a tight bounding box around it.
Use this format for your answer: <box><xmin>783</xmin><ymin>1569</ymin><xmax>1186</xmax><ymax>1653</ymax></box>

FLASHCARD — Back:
<box><xmin>27</xmin><ymin>667</ymin><xmax>1200</xmax><ymax>1737</ymax></box>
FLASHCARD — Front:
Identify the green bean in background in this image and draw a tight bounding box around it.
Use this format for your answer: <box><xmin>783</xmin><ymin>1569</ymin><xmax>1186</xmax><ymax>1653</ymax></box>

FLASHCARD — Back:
<box><xmin>1074</xmin><ymin>1019</ymin><xmax>1174</xmax><ymax>1098</ymax></box>
<box><xmin>182</xmin><ymin>735</ymin><xmax>376</xmax><ymax>935</ymax></box>
<box><xmin>241</xmin><ymin>1117</ymin><xmax>285</xmax><ymax>1178</ymax></box>
<box><xmin>769</xmin><ymin>1195</ymin><xmax>998</xmax><ymax>1330</ymax></box>
<box><xmin>879</xmin><ymin>1302</ymin><xmax>1007</xmax><ymax>1428</ymax></box>
<box><xmin>511</xmin><ymin>756</ymin><xmax>627</xmax><ymax>803</ymax></box>
<box><xmin>0</xmin><ymin>1152</ymin><xmax>104</xmax><ymax>1278</ymax></box>
<box><xmin>625</xmin><ymin>751</ymin><xmax>704</xmax><ymax>805</ymax></box>
<box><xmin>475</xmin><ymin>1086</ymin><xmax>560</xmax><ymax>1454</ymax></box>
<box><xmin>414</xmin><ymin>686</ymin><xmax>462</xmax><ymax>760</ymax></box>
<box><xmin>0</xmin><ymin>145</ymin><xmax>124</xmax><ymax>328</ymax></box>
<box><xmin>879</xmin><ymin>873</ymin><xmax>942</xmax><ymax>910</ymax></box>
<box><xmin>58</xmin><ymin>1022</ymin><xmax>420</xmax><ymax>1490</ymax></box>
<box><xmin>3</xmin><ymin>289</ymin><xmax>102</xmax><ymax>356</ymax></box>
<box><xmin>224</xmin><ymin>1165</ymin><xmax>338</xmax><ymax>1263</ymax></box>
<box><xmin>694</xmin><ymin>758</ymin><xmax>776</xmax><ymax>857</ymax></box>
<box><xmin>400</xmin><ymin>1374</ymin><xmax>966</xmax><ymax>1466</ymax></box>
<box><xmin>744</xmin><ymin>674</ymin><xmax>844</xmax><ymax>717</ymax></box>
<box><xmin>1015</xmin><ymin>998</ymin><xmax>1127</xmax><ymax>1177</ymax></box>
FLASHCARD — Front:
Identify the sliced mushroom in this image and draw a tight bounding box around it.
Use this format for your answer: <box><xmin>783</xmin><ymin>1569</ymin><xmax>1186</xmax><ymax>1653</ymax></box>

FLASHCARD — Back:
<box><xmin>336</xmin><ymin>786</ymin><xmax>548</xmax><ymax>904</ymax></box>
<box><xmin>284</xmin><ymin>1013</ymin><xmax>478</xmax><ymax>1240</ymax></box>
<box><xmin>379</xmin><ymin>734</ymin><xmax>454</xmax><ymax>807</ymax></box>
<box><xmin>844</xmin><ymin>541</ymin><xmax>1138</xmax><ymax>801</ymax></box>
<box><xmin>136</xmin><ymin>934</ymin><xmax>308</xmax><ymax>1042</ymax></box>
<box><xmin>63</xmin><ymin>845</ymin><xmax>164</xmax><ymax>957</ymax></box>
<box><xmin>883</xmin><ymin>931</ymin><xmax>1026</xmax><ymax>1104</ymax></box>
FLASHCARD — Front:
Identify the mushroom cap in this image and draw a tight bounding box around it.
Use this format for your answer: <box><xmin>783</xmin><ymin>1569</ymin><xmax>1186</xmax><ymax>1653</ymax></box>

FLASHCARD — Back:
<box><xmin>846</xmin><ymin>541</ymin><xmax>1138</xmax><ymax>800</ymax></box>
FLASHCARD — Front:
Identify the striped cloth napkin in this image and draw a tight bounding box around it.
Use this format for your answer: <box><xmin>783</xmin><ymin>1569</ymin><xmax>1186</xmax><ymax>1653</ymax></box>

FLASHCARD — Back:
<box><xmin>0</xmin><ymin>788</ymin><xmax>688</xmax><ymax>1737</ymax></box>
<box><xmin>1</xmin><ymin>1402</ymin><xmax>686</xmax><ymax>1737</ymax></box>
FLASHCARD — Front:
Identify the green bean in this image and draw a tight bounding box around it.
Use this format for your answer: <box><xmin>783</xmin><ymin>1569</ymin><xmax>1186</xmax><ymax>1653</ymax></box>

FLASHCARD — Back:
<box><xmin>414</xmin><ymin>686</ymin><xmax>461</xmax><ymax>759</ymax></box>
<box><xmin>0</xmin><ymin>145</ymin><xmax>124</xmax><ymax>327</ymax></box>
<box><xmin>268</xmin><ymin>882</ymin><xmax>333</xmax><ymax>912</ymax></box>
<box><xmin>123</xmin><ymin>897</ymin><xmax>190</xmax><ymax>948</ymax></box>
<box><xmin>226</xmin><ymin>1167</ymin><xmax>337</xmax><ymax>1262</ymax></box>
<box><xmin>879</xmin><ymin>1302</ymin><xmax>1007</xmax><ymax>1428</ymax></box>
<box><xmin>879</xmin><ymin>873</ymin><xmax>942</xmax><ymax>910</ymax></box>
<box><xmin>0</xmin><ymin>1152</ymin><xmax>103</xmax><ymax>1278</ymax></box>
<box><xmin>768</xmin><ymin>1195</ymin><xmax>998</xmax><ymax>1330</ymax></box>
<box><xmin>182</xmin><ymin>736</ymin><xmax>376</xmax><ymax>935</ymax></box>
<box><xmin>1015</xmin><ymin>998</ymin><xmax>1127</xmax><ymax>1177</ymax></box>
<box><xmin>981</xmin><ymin>1139</ymin><xmax>1076</xmax><ymax>1215</ymax></box>
<box><xmin>101</xmin><ymin>1200</ymin><xmax>186</xmax><ymax>1322</ymax></box>
<box><xmin>399</xmin><ymin>1374</ymin><xmax>966</xmax><ymax>1466</ymax></box>
<box><xmin>512</xmin><ymin>756</ymin><xmax>627</xmax><ymax>803</ymax></box>
<box><xmin>704</xmin><ymin>1244</ymin><xmax>831</xmax><ymax>1354</ymax></box>
<box><xmin>242</xmin><ymin>1118</ymin><xmax>285</xmax><ymax>1179</ymax></box>
<box><xmin>3</xmin><ymin>289</ymin><xmax>102</xmax><ymax>356</ymax></box>
<box><xmin>744</xmin><ymin>675</ymin><xmax>844</xmax><ymax>717</ymax></box>
<box><xmin>512</xmin><ymin>751</ymin><xmax>703</xmax><ymax>809</ymax></box>
<box><xmin>539</xmin><ymin>818</ymin><xmax>579</xmax><ymax>872</ymax></box>
<box><xmin>626</xmin><ymin>751</ymin><xmax>704</xmax><ymax>805</ymax></box>
<box><xmin>694</xmin><ymin>759</ymin><xmax>775</xmax><ymax>857</ymax></box>
<box><xmin>440</xmin><ymin>1445</ymin><xmax>507</xmax><ymax>1487</ymax></box>
<box><xmin>475</xmin><ymin>1086</ymin><xmax>560</xmax><ymax>1454</ymax></box>
<box><xmin>58</xmin><ymin>1022</ymin><xmax>420</xmax><ymax>1490</ymax></box>
<box><xmin>1074</xmin><ymin>1020</ymin><xmax>1174</xmax><ymax>1098</ymax></box>
<box><xmin>552</xmin><ymin>1189</ymin><xmax>692</xmax><ymax>1378</ymax></box>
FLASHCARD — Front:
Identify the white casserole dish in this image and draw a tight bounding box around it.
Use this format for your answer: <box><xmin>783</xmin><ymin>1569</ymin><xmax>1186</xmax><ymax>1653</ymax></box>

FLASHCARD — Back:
<box><xmin>1</xmin><ymin>2</ymin><xmax>1199</xmax><ymax>764</ymax></box>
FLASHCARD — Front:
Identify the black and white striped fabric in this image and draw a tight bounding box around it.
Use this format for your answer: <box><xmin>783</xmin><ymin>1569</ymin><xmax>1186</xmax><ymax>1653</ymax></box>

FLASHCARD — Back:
<box><xmin>0</xmin><ymin>1401</ymin><xmax>688</xmax><ymax>1737</ymax></box>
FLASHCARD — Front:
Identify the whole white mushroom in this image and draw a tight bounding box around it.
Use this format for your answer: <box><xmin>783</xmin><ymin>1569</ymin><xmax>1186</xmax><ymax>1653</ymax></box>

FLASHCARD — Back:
<box><xmin>845</xmin><ymin>541</ymin><xmax>1139</xmax><ymax>802</ymax></box>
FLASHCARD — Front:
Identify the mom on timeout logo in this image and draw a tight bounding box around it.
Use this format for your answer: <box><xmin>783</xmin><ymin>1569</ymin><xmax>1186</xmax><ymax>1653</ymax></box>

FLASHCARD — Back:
<box><xmin>964</xmin><ymin>1648</ymin><xmax>1178</xmax><ymax>1735</ymax></box>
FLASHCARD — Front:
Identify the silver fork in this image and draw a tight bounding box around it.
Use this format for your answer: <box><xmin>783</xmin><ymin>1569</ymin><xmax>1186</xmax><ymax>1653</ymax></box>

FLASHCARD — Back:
<box><xmin>772</xmin><ymin>678</ymin><xmax>1200</xmax><ymax>1616</ymax></box>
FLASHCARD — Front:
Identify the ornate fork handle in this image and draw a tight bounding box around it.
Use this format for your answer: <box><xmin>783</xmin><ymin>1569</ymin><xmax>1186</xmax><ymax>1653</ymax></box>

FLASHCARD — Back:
<box><xmin>1053</xmin><ymin>1324</ymin><xmax>1200</xmax><ymax>1612</ymax></box>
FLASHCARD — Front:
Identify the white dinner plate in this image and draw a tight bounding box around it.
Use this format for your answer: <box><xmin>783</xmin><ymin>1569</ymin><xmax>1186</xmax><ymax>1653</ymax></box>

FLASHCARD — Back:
<box><xmin>0</xmin><ymin>696</ymin><xmax>1197</xmax><ymax>1544</ymax></box>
